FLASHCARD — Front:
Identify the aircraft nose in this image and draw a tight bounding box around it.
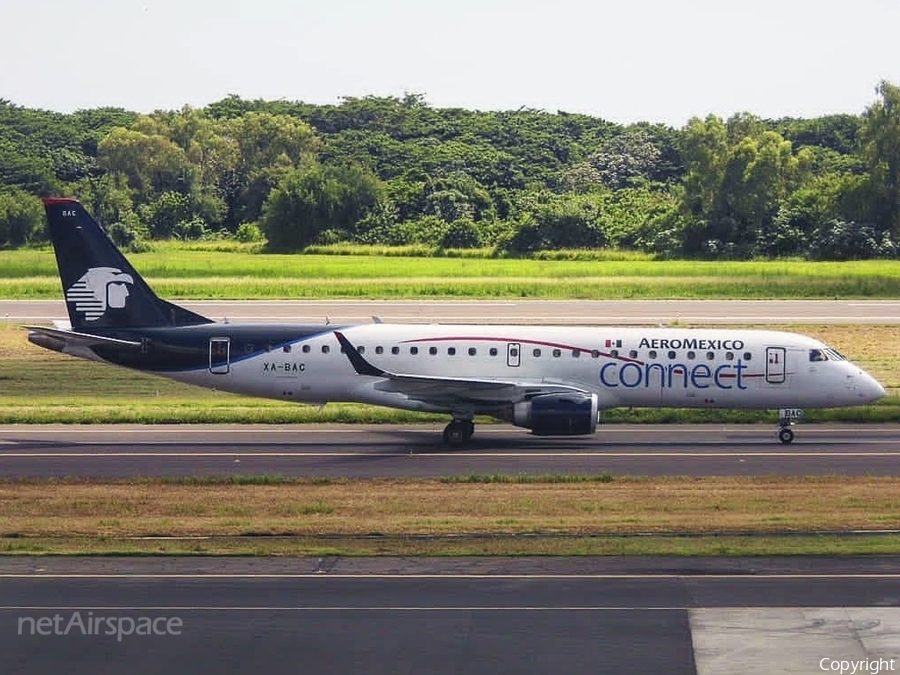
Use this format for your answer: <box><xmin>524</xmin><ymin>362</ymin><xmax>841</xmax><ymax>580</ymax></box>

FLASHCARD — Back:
<box><xmin>859</xmin><ymin>371</ymin><xmax>886</xmax><ymax>403</ymax></box>
<box><xmin>868</xmin><ymin>375</ymin><xmax>886</xmax><ymax>401</ymax></box>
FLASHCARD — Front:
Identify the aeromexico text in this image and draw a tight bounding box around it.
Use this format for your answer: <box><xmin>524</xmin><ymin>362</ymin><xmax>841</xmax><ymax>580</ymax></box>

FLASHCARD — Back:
<box><xmin>637</xmin><ymin>337</ymin><xmax>745</xmax><ymax>351</ymax></box>
<box><xmin>603</xmin><ymin>337</ymin><xmax>751</xmax><ymax>391</ymax></box>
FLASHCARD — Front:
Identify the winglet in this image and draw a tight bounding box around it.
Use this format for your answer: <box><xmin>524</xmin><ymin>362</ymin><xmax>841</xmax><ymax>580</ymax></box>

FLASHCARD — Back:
<box><xmin>334</xmin><ymin>331</ymin><xmax>385</xmax><ymax>376</ymax></box>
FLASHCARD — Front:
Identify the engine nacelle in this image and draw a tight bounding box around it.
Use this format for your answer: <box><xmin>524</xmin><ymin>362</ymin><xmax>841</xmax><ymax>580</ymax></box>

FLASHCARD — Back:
<box><xmin>512</xmin><ymin>393</ymin><xmax>599</xmax><ymax>436</ymax></box>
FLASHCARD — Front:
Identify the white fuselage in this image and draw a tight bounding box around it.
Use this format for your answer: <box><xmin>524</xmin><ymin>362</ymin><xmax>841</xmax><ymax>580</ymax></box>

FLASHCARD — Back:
<box><xmin>159</xmin><ymin>324</ymin><xmax>885</xmax><ymax>414</ymax></box>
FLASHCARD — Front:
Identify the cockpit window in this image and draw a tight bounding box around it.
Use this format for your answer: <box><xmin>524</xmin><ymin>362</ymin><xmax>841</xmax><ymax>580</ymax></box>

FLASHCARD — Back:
<box><xmin>824</xmin><ymin>348</ymin><xmax>846</xmax><ymax>361</ymax></box>
<box><xmin>809</xmin><ymin>348</ymin><xmax>828</xmax><ymax>362</ymax></box>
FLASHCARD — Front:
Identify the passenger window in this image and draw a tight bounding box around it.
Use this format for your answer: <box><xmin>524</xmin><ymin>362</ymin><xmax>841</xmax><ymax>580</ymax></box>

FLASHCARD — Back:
<box><xmin>448</xmin><ymin>347</ymin><xmax>456</xmax><ymax>356</ymax></box>
<box><xmin>375</xmin><ymin>346</ymin><xmax>383</xmax><ymax>355</ymax></box>
<box><xmin>533</xmin><ymin>348</ymin><xmax>542</xmax><ymax>357</ymax></box>
<box><xmin>302</xmin><ymin>344</ymin><xmax>310</xmax><ymax>354</ymax></box>
<box><xmin>489</xmin><ymin>348</ymin><xmax>498</xmax><ymax>356</ymax></box>
<box><xmin>358</xmin><ymin>346</ymin><xmax>365</xmax><ymax>354</ymax></box>
<box><xmin>468</xmin><ymin>347</ymin><xmax>477</xmax><ymax>356</ymax></box>
<box><xmin>572</xmin><ymin>349</ymin><xmax>580</xmax><ymax>358</ymax></box>
<box><xmin>610</xmin><ymin>349</ymin><xmax>618</xmax><ymax>358</ymax></box>
<box><xmin>649</xmin><ymin>350</ymin><xmax>657</xmax><ymax>359</ymax></box>
<box><xmin>687</xmin><ymin>351</ymin><xmax>696</xmax><ymax>360</ymax></box>
<box><xmin>410</xmin><ymin>347</ymin><xmax>418</xmax><ymax>355</ymax></box>
<box><xmin>322</xmin><ymin>345</ymin><xmax>330</xmax><ymax>354</ymax></box>
<box><xmin>725</xmin><ymin>352</ymin><xmax>734</xmax><ymax>361</ymax></box>
<box><xmin>667</xmin><ymin>350</ymin><xmax>676</xmax><ymax>359</ymax></box>
<box><xmin>591</xmin><ymin>350</ymin><xmax>600</xmax><ymax>358</ymax></box>
<box><xmin>429</xmin><ymin>346</ymin><xmax>438</xmax><ymax>355</ymax></box>
<box><xmin>391</xmin><ymin>346</ymin><xmax>399</xmax><ymax>355</ymax></box>
<box><xmin>553</xmin><ymin>349</ymin><xmax>561</xmax><ymax>358</ymax></box>
<box><xmin>706</xmin><ymin>351</ymin><xmax>715</xmax><ymax>360</ymax></box>
<box><xmin>743</xmin><ymin>352</ymin><xmax>751</xmax><ymax>361</ymax></box>
<box><xmin>283</xmin><ymin>345</ymin><xmax>292</xmax><ymax>353</ymax></box>
<box><xmin>629</xmin><ymin>350</ymin><xmax>638</xmax><ymax>359</ymax></box>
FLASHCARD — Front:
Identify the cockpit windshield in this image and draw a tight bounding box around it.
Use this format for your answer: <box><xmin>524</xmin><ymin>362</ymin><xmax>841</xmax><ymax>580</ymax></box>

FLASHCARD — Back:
<box><xmin>809</xmin><ymin>346</ymin><xmax>848</xmax><ymax>362</ymax></box>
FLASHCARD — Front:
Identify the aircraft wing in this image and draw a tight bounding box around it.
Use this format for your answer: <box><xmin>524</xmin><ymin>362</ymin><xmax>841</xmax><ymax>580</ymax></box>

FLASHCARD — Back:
<box><xmin>334</xmin><ymin>331</ymin><xmax>588</xmax><ymax>405</ymax></box>
<box><xmin>375</xmin><ymin>372</ymin><xmax>585</xmax><ymax>404</ymax></box>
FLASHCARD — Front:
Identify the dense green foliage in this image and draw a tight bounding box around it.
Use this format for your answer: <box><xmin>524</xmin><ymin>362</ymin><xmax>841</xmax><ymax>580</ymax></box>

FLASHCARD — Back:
<box><xmin>1</xmin><ymin>82</ymin><xmax>899</xmax><ymax>259</ymax></box>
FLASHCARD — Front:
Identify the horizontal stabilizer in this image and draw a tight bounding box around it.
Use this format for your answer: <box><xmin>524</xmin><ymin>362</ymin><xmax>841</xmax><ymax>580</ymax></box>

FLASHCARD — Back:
<box><xmin>25</xmin><ymin>325</ymin><xmax>142</xmax><ymax>350</ymax></box>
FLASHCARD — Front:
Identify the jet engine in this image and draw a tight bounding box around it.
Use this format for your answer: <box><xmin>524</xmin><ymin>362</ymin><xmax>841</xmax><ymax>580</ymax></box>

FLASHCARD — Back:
<box><xmin>512</xmin><ymin>393</ymin><xmax>599</xmax><ymax>436</ymax></box>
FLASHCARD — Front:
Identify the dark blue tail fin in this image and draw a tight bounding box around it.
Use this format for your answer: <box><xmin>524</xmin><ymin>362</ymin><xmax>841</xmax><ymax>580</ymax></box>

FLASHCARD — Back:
<box><xmin>42</xmin><ymin>198</ymin><xmax>212</xmax><ymax>330</ymax></box>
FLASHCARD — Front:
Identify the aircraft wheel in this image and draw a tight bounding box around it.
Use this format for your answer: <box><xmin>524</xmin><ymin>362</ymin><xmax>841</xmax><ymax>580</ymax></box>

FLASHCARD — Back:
<box><xmin>443</xmin><ymin>421</ymin><xmax>467</xmax><ymax>447</ymax></box>
<box><xmin>464</xmin><ymin>419</ymin><xmax>475</xmax><ymax>440</ymax></box>
<box><xmin>778</xmin><ymin>427</ymin><xmax>794</xmax><ymax>445</ymax></box>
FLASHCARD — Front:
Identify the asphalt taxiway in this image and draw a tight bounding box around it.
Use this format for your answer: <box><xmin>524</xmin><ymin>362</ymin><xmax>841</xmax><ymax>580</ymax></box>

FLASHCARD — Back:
<box><xmin>1</xmin><ymin>423</ymin><xmax>898</xmax><ymax>477</ymax></box>
<box><xmin>2</xmin><ymin>556</ymin><xmax>900</xmax><ymax>675</ymax></box>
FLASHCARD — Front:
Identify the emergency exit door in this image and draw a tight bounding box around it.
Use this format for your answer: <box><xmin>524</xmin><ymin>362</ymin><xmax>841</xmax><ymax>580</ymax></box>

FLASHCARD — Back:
<box><xmin>507</xmin><ymin>343</ymin><xmax>521</xmax><ymax>367</ymax></box>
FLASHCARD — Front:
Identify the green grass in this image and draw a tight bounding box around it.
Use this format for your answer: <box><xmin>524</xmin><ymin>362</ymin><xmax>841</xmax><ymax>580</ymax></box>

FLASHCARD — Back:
<box><xmin>2</xmin><ymin>534</ymin><xmax>898</xmax><ymax>556</ymax></box>
<box><xmin>2</xmin><ymin>247</ymin><xmax>900</xmax><ymax>298</ymax></box>
<box><xmin>2</xmin><ymin>475</ymin><xmax>900</xmax><ymax>555</ymax></box>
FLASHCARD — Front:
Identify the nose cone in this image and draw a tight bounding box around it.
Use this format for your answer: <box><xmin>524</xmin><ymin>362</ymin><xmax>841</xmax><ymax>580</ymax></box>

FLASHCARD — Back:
<box><xmin>869</xmin><ymin>375</ymin><xmax>886</xmax><ymax>402</ymax></box>
<box><xmin>860</xmin><ymin>371</ymin><xmax>886</xmax><ymax>403</ymax></box>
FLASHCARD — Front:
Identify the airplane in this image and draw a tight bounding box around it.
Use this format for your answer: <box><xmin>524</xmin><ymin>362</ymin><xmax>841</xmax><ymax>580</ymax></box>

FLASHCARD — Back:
<box><xmin>26</xmin><ymin>197</ymin><xmax>886</xmax><ymax>446</ymax></box>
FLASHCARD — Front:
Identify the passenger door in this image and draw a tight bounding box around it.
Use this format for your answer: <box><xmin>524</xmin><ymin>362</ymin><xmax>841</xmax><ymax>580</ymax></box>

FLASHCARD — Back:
<box><xmin>209</xmin><ymin>337</ymin><xmax>231</xmax><ymax>374</ymax></box>
<box><xmin>766</xmin><ymin>347</ymin><xmax>786</xmax><ymax>384</ymax></box>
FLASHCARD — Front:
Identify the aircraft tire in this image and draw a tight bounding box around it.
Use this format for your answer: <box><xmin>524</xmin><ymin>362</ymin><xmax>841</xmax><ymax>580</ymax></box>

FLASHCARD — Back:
<box><xmin>443</xmin><ymin>422</ymin><xmax>467</xmax><ymax>447</ymax></box>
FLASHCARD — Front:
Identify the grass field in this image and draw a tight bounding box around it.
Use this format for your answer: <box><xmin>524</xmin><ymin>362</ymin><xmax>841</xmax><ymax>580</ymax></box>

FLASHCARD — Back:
<box><xmin>3</xmin><ymin>247</ymin><xmax>900</xmax><ymax>298</ymax></box>
<box><xmin>2</xmin><ymin>475</ymin><xmax>899</xmax><ymax>556</ymax></box>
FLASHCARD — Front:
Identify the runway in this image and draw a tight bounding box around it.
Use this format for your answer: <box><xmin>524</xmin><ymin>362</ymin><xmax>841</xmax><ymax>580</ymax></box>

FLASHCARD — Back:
<box><xmin>2</xmin><ymin>556</ymin><xmax>900</xmax><ymax>674</ymax></box>
<box><xmin>4</xmin><ymin>298</ymin><xmax>900</xmax><ymax>324</ymax></box>
<box><xmin>1</xmin><ymin>423</ymin><xmax>898</xmax><ymax>477</ymax></box>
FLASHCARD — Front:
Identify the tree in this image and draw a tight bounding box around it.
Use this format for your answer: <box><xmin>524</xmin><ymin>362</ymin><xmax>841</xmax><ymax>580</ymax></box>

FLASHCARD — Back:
<box><xmin>98</xmin><ymin>124</ymin><xmax>192</xmax><ymax>199</ymax></box>
<box><xmin>0</xmin><ymin>189</ymin><xmax>45</xmax><ymax>248</ymax></box>
<box><xmin>678</xmin><ymin>115</ymin><xmax>807</xmax><ymax>257</ymax></box>
<box><xmin>680</xmin><ymin>115</ymin><xmax>728</xmax><ymax>223</ymax></box>
<box><xmin>71</xmin><ymin>172</ymin><xmax>135</xmax><ymax>226</ymax></box>
<box><xmin>422</xmin><ymin>172</ymin><xmax>494</xmax><ymax>223</ymax></box>
<box><xmin>499</xmin><ymin>192</ymin><xmax>607</xmax><ymax>254</ymax></box>
<box><xmin>861</xmin><ymin>80</ymin><xmax>900</xmax><ymax>237</ymax></box>
<box><xmin>141</xmin><ymin>191</ymin><xmax>193</xmax><ymax>238</ymax></box>
<box><xmin>261</xmin><ymin>164</ymin><xmax>385</xmax><ymax>252</ymax></box>
<box><xmin>564</xmin><ymin>130</ymin><xmax>663</xmax><ymax>191</ymax></box>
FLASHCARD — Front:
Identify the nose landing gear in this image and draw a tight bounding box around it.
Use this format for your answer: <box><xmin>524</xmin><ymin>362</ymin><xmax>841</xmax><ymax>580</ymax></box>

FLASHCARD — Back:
<box><xmin>777</xmin><ymin>408</ymin><xmax>803</xmax><ymax>444</ymax></box>
<box><xmin>778</xmin><ymin>426</ymin><xmax>794</xmax><ymax>444</ymax></box>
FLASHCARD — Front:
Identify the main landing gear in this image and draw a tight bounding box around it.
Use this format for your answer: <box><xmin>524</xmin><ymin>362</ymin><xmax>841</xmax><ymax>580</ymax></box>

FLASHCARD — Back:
<box><xmin>443</xmin><ymin>418</ymin><xmax>475</xmax><ymax>447</ymax></box>
<box><xmin>777</xmin><ymin>408</ymin><xmax>803</xmax><ymax>444</ymax></box>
